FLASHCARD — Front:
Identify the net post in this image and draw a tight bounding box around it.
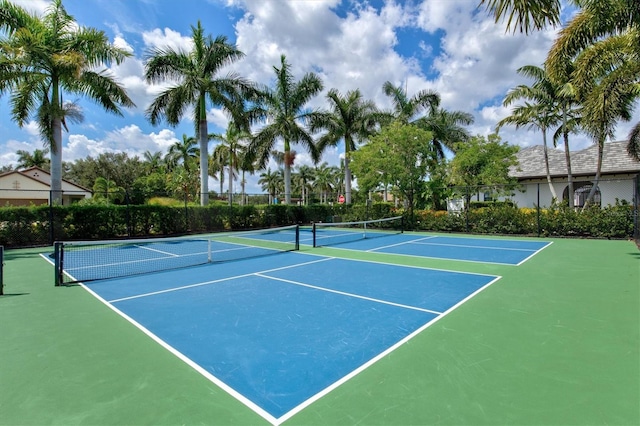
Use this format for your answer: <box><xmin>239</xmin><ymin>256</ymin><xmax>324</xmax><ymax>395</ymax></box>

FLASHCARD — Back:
<box><xmin>295</xmin><ymin>225</ymin><xmax>300</xmax><ymax>251</ymax></box>
<box><xmin>312</xmin><ymin>222</ymin><xmax>317</xmax><ymax>247</ymax></box>
<box><xmin>54</xmin><ymin>242</ymin><xmax>63</xmax><ymax>287</ymax></box>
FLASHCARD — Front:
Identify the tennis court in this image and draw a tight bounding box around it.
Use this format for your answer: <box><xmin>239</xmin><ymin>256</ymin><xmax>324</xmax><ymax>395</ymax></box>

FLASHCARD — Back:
<box><xmin>306</xmin><ymin>217</ymin><xmax>551</xmax><ymax>265</ymax></box>
<box><xmin>1</xmin><ymin>228</ymin><xmax>638</xmax><ymax>425</ymax></box>
<box><xmin>74</xmin><ymin>252</ymin><xmax>498</xmax><ymax>423</ymax></box>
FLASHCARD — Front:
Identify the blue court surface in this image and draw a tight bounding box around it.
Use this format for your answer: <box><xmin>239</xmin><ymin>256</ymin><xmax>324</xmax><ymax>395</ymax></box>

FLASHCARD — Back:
<box><xmin>81</xmin><ymin>251</ymin><xmax>499</xmax><ymax>424</ymax></box>
<box><xmin>308</xmin><ymin>230</ymin><xmax>551</xmax><ymax>265</ymax></box>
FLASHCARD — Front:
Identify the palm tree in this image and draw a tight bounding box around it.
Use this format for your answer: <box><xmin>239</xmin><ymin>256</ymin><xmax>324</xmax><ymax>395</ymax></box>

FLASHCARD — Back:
<box><xmin>209</xmin><ymin>122</ymin><xmax>251</xmax><ymax>206</ymax></box>
<box><xmin>237</xmin><ymin>148</ymin><xmax>257</xmax><ymax>205</ymax></box>
<box><xmin>249</xmin><ymin>54</ymin><xmax>323</xmax><ymax>204</ymax></box>
<box><xmin>258</xmin><ymin>168</ymin><xmax>282</xmax><ymax>204</ymax></box>
<box><xmin>481</xmin><ymin>0</ymin><xmax>640</xmax><ymax>162</ymax></box>
<box><xmin>381</xmin><ymin>81</ymin><xmax>440</xmax><ymax>125</ymax></box>
<box><xmin>546</xmin><ymin>0</ymin><xmax>640</xmax><ymax>163</ymax></box>
<box><xmin>479</xmin><ymin>0</ymin><xmax>563</xmax><ymax>34</ymax></box>
<box><xmin>143</xmin><ymin>150</ymin><xmax>165</xmax><ymax>174</ymax></box>
<box><xmin>144</xmin><ymin>21</ymin><xmax>253</xmax><ymax>206</ymax></box>
<box><xmin>498</xmin><ymin>65</ymin><xmax>562</xmax><ymax>201</ymax></box>
<box><xmin>295</xmin><ymin>165</ymin><xmax>315</xmax><ymax>205</ymax></box>
<box><xmin>211</xmin><ymin>143</ymin><xmax>233</xmax><ymax>200</ymax></box>
<box><xmin>575</xmin><ymin>41</ymin><xmax>638</xmax><ymax>208</ymax></box>
<box><xmin>415</xmin><ymin>108</ymin><xmax>474</xmax><ymax>160</ymax></box>
<box><xmin>166</xmin><ymin>134</ymin><xmax>199</xmax><ymax>173</ymax></box>
<box><xmin>16</xmin><ymin>148</ymin><xmax>50</xmax><ymax>170</ymax></box>
<box><xmin>310</xmin><ymin>88</ymin><xmax>379</xmax><ymax>204</ymax></box>
<box><xmin>0</xmin><ymin>0</ymin><xmax>134</xmax><ymax>204</ymax></box>
<box><xmin>92</xmin><ymin>176</ymin><xmax>125</xmax><ymax>204</ymax></box>
<box><xmin>314</xmin><ymin>162</ymin><xmax>339</xmax><ymax>203</ymax></box>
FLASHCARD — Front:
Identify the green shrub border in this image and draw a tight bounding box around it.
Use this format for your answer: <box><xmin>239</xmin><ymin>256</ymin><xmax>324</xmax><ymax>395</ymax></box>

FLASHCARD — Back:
<box><xmin>0</xmin><ymin>201</ymin><xmax>635</xmax><ymax>248</ymax></box>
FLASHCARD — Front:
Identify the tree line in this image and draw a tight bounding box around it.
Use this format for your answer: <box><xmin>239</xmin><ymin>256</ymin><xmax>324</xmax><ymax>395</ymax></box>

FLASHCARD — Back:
<box><xmin>1</xmin><ymin>0</ymin><xmax>638</xmax><ymax>214</ymax></box>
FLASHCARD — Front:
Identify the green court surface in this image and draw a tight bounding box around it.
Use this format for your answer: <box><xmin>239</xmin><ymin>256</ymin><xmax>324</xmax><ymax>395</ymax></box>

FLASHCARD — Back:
<box><xmin>1</xmin><ymin>234</ymin><xmax>638</xmax><ymax>425</ymax></box>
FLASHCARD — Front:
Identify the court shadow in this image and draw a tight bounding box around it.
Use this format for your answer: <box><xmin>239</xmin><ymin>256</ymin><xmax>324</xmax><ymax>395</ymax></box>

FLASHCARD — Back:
<box><xmin>0</xmin><ymin>293</ymin><xmax>30</xmax><ymax>297</ymax></box>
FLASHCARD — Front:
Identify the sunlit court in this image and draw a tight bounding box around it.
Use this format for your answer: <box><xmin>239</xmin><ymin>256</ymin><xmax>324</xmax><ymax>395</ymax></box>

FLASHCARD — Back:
<box><xmin>1</xmin><ymin>225</ymin><xmax>638</xmax><ymax>425</ymax></box>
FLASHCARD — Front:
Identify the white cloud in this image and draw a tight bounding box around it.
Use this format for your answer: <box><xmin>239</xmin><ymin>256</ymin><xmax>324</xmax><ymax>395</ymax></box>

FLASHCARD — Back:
<box><xmin>142</xmin><ymin>27</ymin><xmax>193</xmax><ymax>52</ymax></box>
<box><xmin>62</xmin><ymin>125</ymin><xmax>179</xmax><ymax>163</ymax></box>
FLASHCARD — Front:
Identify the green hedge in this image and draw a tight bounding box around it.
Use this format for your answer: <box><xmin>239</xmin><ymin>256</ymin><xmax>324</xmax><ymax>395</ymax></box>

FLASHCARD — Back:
<box><xmin>0</xmin><ymin>201</ymin><xmax>634</xmax><ymax>248</ymax></box>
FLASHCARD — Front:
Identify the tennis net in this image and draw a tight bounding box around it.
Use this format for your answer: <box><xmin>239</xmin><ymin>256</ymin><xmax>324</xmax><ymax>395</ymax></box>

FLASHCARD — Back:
<box><xmin>312</xmin><ymin>216</ymin><xmax>403</xmax><ymax>247</ymax></box>
<box><xmin>54</xmin><ymin>225</ymin><xmax>300</xmax><ymax>285</ymax></box>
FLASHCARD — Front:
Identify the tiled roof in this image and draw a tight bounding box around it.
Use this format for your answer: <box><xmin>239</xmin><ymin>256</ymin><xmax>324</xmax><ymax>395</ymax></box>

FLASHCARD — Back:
<box><xmin>511</xmin><ymin>140</ymin><xmax>640</xmax><ymax>178</ymax></box>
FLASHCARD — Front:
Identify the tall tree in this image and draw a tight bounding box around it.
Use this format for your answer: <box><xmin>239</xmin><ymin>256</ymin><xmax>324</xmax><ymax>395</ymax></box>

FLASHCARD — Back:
<box><xmin>143</xmin><ymin>150</ymin><xmax>165</xmax><ymax>174</ymax></box>
<box><xmin>0</xmin><ymin>0</ymin><xmax>134</xmax><ymax>204</ymax></box>
<box><xmin>209</xmin><ymin>122</ymin><xmax>250</xmax><ymax>206</ymax></box>
<box><xmin>351</xmin><ymin>122</ymin><xmax>434</xmax><ymax>217</ymax></box>
<box><xmin>144</xmin><ymin>21</ymin><xmax>252</xmax><ymax>206</ymax></box>
<box><xmin>381</xmin><ymin>81</ymin><xmax>440</xmax><ymax>125</ymax></box>
<box><xmin>498</xmin><ymin>65</ymin><xmax>561</xmax><ymax>201</ymax></box>
<box><xmin>573</xmin><ymin>35</ymin><xmax>638</xmax><ymax>208</ymax></box>
<box><xmin>481</xmin><ymin>0</ymin><xmax>640</xmax><ymax>163</ymax></box>
<box><xmin>547</xmin><ymin>1</ymin><xmax>640</xmax><ymax>165</ymax></box>
<box><xmin>479</xmin><ymin>0</ymin><xmax>563</xmax><ymax>34</ymax></box>
<box><xmin>295</xmin><ymin>164</ymin><xmax>315</xmax><ymax>205</ymax></box>
<box><xmin>16</xmin><ymin>148</ymin><xmax>50</xmax><ymax>170</ymax></box>
<box><xmin>414</xmin><ymin>108</ymin><xmax>474</xmax><ymax>160</ymax></box>
<box><xmin>166</xmin><ymin>134</ymin><xmax>199</xmax><ymax>173</ymax></box>
<box><xmin>258</xmin><ymin>168</ymin><xmax>283</xmax><ymax>204</ymax></box>
<box><xmin>249</xmin><ymin>54</ymin><xmax>323</xmax><ymax>204</ymax></box>
<box><xmin>311</xmin><ymin>88</ymin><xmax>379</xmax><ymax>204</ymax></box>
<box><xmin>313</xmin><ymin>162</ymin><xmax>339</xmax><ymax>204</ymax></box>
<box><xmin>448</xmin><ymin>134</ymin><xmax>520</xmax><ymax>208</ymax></box>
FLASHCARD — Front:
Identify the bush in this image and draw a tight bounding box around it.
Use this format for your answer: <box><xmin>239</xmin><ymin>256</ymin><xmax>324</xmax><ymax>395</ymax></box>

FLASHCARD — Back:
<box><xmin>0</xmin><ymin>201</ymin><xmax>634</xmax><ymax>248</ymax></box>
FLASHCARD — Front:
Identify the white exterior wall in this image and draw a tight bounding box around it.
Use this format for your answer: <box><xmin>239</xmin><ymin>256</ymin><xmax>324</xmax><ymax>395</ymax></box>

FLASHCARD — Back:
<box><xmin>0</xmin><ymin>171</ymin><xmax>91</xmax><ymax>206</ymax></box>
<box><xmin>504</xmin><ymin>176</ymin><xmax>636</xmax><ymax>208</ymax></box>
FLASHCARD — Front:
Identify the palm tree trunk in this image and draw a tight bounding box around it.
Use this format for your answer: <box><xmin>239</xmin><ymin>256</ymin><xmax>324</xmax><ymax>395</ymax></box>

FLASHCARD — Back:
<box><xmin>542</xmin><ymin>130</ymin><xmax>557</xmax><ymax>201</ymax></box>
<box><xmin>50</xmin><ymin>118</ymin><xmax>63</xmax><ymax>205</ymax></box>
<box><xmin>562</xmin><ymin>128</ymin><xmax>574</xmax><ymax>208</ymax></box>
<box><xmin>228</xmin><ymin>154</ymin><xmax>233</xmax><ymax>207</ymax></box>
<box><xmin>345</xmin><ymin>157</ymin><xmax>352</xmax><ymax>204</ymax></box>
<box><xmin>584</xmin><ymin>138</ymin><xmax>604</xmax><ymax>210</ymax></box>
<box><xmin>199</xmin><ymin>116</ymin><xmax>209</xmax><ymax>206</ymax></box>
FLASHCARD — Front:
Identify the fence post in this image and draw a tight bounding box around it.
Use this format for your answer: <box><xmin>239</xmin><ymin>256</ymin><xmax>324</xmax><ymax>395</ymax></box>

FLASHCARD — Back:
<box><xmin>537</xmin><ymin>183</ymin><xmax>541</xmax><ymax>237</ymax></box>
<box><xmin>633</xmin><ymin>174</ymin><xmax>640</xmax><ymax>239</ymax></box>
<box><xmin>125</xmin><ymin>191</ymin><xmax>131</xmax><ymax>237</ymax></box>
<box><xmin>49</xmin><ymin>190</ymin><xmax>55</xmax><ymax>245</ymax></box>
<box><xmin>465</xmin><ymin>186</ymin><xmax>470</xmax><ymax>233</ymax></box>
<box><xmin>184</xmin><ymin>191</ymin><xmax>189</xmax><ymax>232</ymax></box>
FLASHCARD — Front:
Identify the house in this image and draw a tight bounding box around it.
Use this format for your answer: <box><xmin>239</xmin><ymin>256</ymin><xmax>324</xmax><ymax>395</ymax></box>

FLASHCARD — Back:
<box><xmin>0</xmin><ymin>167</ymin><xmax>92</xmax><ymax>206</ymax></box>
<box><xmin>507</xmin><ymin>140</ymin><xmax>640</xmax><ymax>208</ymax></box>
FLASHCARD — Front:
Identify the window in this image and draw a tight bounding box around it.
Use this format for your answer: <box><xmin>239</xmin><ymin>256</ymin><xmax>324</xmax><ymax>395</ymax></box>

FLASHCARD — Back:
<box><xmin>574</xmin><ymin>184</ymin><xmax>601</xmax><ymax>207</ymax></box>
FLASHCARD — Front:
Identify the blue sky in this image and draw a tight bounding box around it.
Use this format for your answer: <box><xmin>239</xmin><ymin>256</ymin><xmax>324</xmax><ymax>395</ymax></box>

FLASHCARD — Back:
<box><xmin>1</xmin><ymin>0</ymin><xmax>638</xmax><ymax>194</ymax></box>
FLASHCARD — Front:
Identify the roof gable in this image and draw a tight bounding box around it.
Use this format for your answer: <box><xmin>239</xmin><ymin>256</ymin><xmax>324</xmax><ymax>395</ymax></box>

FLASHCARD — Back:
<box><xmin>511</xmin><ymin>140</ymin><xmax>640</xmax><ymax>178</ymax></box>
<box><xmin>0</xmin><ymin>167</ymin><xmax>92</xmax><ymax>192</ymax></box>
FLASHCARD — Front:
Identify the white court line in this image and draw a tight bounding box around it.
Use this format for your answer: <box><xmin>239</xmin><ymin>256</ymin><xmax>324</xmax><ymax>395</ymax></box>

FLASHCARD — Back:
<box><xmin>40</xmin><ymin>250</ymin><xmax>501</xmax><ymax>426</ymax></box>
<box><xmin>366</xmin><ymin>235</ymin><xmax>437</xmax><ymax>251</ymax></box>
<box><xmin>255</xmin><ymin>273</ymin><xmax>443</xmax><ymax>315</ymax></box>
<box><xmin>134</xmin><ymin>244</ymin><xmax>180</xmax><ymax>257</ymax></box>
<box><xmin>326</xmin><ymin>245</ymin><xmax>521</xmax><ymax>266</ymax></box>
<box><xmin>406</xmin><ymin>241</ymin><xmax>539</xmax><ymax>252</ymax></box>
<box><xmin>108</xmin><ymin>256</ymin><xmax>334</xmax><ymax>303</ymax></box>
<box><xmin>276</xmin><ymin>274</ymin><xmax>503</xmax><ymax>424</ymax></box>
<box><xmin>516</xmin><ymin>241</ymin><xmax>554</xmax><ymax>266</ymax></box>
